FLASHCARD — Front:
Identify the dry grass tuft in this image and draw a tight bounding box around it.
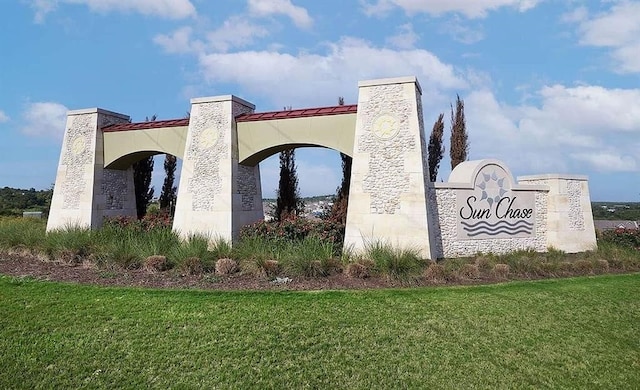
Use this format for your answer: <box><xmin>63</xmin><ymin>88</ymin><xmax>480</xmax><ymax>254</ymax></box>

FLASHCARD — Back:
<box><xmin>474</xmin><ymin>255</ymin><xmax>495</xmax><ymax>273</ymax></box>
<box><xmin>573</xmin><ymin>259</ymin><xmax>593</xmax><ymax>275</ymax></box>
<box><xmin>262</xmin><ymin>260</ymin><xmax>280</xmax><ymax>277</ymax></box>
<box><xmin>458</xmin><ymin>263</ymin><xmax>480</xmax><ymax>280</ymax></box>
<box><xmin>180</xmin><ymin>257</ymin><xmax>204</xmax><ymax>275</ymax></box>
<box><xmin>424</xmin><ymin>262</ymin><xmax>447</xmax><ymax>283</ymax></box>
<box><xmin>345</xmin><ymin>262</ymin><xmax>371</xmax><ymax>279</ymax></box>
<box><xmin>215</xmin><ymin>258</ymin><xmax>238</xmax><ymax>275</ymax></box>
<box><xmin>143</xmin><ymin>255</ymin><xmax>168</xmax><ymax>273</ymax></box>
<box><xmin>492</xmin><ymin>263</ymin><xmax>510</xmax><ymax>279</ymax></box>
<box><xmin>558</xmin><ymin>261</ymin><xmax>574</xmax><ymax>275</ymax></box>
<box><xmin>594</xmin><ymin>259</ymin><xmax>610</xmax><ymax>274</ymax></box>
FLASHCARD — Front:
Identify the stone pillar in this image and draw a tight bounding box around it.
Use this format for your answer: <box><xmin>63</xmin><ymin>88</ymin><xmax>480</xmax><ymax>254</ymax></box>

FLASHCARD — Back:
<box><xmin>518</xmin><ymin>174</ymin><xmax>597</xmax><ymax>253</ymax></box>
<box><xmin>344</xmin><ymin>76</ymin><xmax>434</xmax><ymax>258</ymax></box>
<box><xmin>47</xmin><ymin>108</ymin><xmax>132</xmax><ymax>231</ymax></box>
<box><xmin>173</xmin><ymin>95</ymin><xmax>263</xmax><ymax>242</ymax></box>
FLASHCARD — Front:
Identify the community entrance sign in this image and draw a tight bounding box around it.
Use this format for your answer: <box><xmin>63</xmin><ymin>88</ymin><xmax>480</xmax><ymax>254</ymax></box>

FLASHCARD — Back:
<box><xmin>46</xmin><ymin>76</ymin><xmax>597</xmax><ymax>258</ymax></box>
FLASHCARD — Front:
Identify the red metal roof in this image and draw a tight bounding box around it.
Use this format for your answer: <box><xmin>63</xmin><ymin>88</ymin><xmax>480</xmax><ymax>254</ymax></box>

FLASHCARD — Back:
<box><xmin>102</xmin><ymin>118</ymin><xmax>190</xmax><ymax>132</ymax></box>
<box><xmin>236</xmin><ymin>104</ymin><xmax>357</xmax><ymax>122</ymax></box>
<box><xmin>102</xmin><ymin>104</ymin><xmax>358</xmax><ymax>132</ymax></box>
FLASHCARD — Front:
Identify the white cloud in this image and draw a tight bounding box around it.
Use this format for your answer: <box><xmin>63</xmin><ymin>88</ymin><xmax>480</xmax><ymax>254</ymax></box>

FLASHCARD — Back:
<box><xmin>197</xmin><ymin>37</ymin><xmax>467</xmax><ymax>107</ymax></box>
<box><xmin>569</xmin><ymin>2</ymin><xmax>640</xmax><ymax>73</ymax></box>
<box><xmin>247</xmin><ymin>0</ymin><xmax>313</xmax><ymax>28</ymax></box>
<box><xmin>30</xmin><ymin>0</ymin><xmax>196</xmax><ymax>22</ymax></box>
<box><xmin>464</xmin><ymin>84</ymin><xmax>640</xmax><ymax>175</ymax></box>
<box><xmin>153</xmin><ymin>27</ymin><xmax>204</xmax><ymax>54</ymax></box>
<box><xmin>442</xmin><ymin>16</ymin><xmax>484</xmax><ymax>44</ymax></box>
<box><xmin>0</xmin><ymin>110</ymin><xmax>9</xmax><ymax>123</ymax></box>
<box><xmin>362</xmin><ymin>0</ymin><xmax>540</xmax><ymax>19</ymax></box>
<box><xmin>206</xmin><ymin>17</ymin><xmax>269</xmax><ymax>52</ymax></box>
<box><xmin>21</xmin><ymin>102</ymin><xmax>69</xmax><ymax>140</ymax></box>
<box><xmin>571</xmin><ymin>152</ymin><xmax>637</xmax><ymax>172</ymax></box>
<box><xmin>386</xmin><ymin>23</ymin><xmax>419</xmax><ymax>49</ymax></box>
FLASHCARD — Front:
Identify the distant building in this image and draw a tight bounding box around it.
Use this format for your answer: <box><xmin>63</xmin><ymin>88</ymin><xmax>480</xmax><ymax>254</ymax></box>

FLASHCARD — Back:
<box><xmin>594</xmin><ymin>220</ymin><xmax>639</xmax><ymax>231</ymax></box>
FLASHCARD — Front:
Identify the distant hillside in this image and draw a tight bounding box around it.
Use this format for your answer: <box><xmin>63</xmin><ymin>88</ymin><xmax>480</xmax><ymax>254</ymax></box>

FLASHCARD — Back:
<box><xmin>3</xmin><ymin>186</ymin><xmax>638</xmax><ymax>223</ymax></box>
<box><xmin>0</xmin><ymin>187</ymin><xmax>53</xmax><ymax>216</ymax></box>
<box><xmin>592</xmin><ymin>202</ymin><xmax>640</xmax><ymax>221</ymax></box>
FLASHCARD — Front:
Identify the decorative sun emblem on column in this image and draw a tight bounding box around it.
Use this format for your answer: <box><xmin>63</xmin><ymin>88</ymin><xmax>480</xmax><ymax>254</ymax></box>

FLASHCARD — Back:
<box><xmin>199</xmin><ymin>128</ymin><xmax>218</xmax><ymax>148</ymax></box>
<box><xmin>476</xmin><ymin>170</ymin><xmax>507</xmax><ymax>207</ymax></box>
<box><xmin>373</xmin><ymin>114</ymin><xmax>399</xmax><ymax>140</ymax></box>
<box><xmin>71</xmin><ymin>136</ymin><xmax>86</xmax><ymax>156</ymax></box>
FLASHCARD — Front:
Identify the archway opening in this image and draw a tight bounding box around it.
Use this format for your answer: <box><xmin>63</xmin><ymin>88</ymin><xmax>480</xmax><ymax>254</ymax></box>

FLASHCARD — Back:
<box><xmin>106</xmin><ymin>151</ymin><xmax>182</xmax><ymax>222</ymax></box>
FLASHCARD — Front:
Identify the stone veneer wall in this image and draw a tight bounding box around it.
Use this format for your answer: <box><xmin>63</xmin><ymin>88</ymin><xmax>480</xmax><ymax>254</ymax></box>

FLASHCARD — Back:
<box><xmin>518</xmin><ymin>175</ymin><xmax>597</xmax><ymax>252</ymax></box>
<box><xmin>429</xmin><ymin>186</ymin><xmax>548</xmax><ymax>258</ymax></box>
<box><xmin>47</xmin><ymin>108</ymin><xmax>131</xmax><ymax>231</ymax></box>
<box><xmin>344</xmin><ymin>76</ymin><xmax>435</xmax><ymax>258</ymax></box>
<box><xmin>172</xmin><ymin>95</ymin><xmax>262</xmax><ymax>241</ymax></box>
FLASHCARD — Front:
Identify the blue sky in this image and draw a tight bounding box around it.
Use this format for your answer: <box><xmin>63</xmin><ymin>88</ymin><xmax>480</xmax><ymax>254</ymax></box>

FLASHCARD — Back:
<box><xmin>1</xmin><ymin>0</ymin><xmax>639</xmax><ymax>201</ymax></box>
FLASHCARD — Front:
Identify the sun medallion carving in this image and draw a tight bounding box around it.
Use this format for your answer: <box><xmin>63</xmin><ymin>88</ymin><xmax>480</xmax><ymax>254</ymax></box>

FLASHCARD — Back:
<box><xmin>71</xmin><ymin>136</ymin><xmax>86</xmax><ymax>156</ymax></box>
<box><xmin>200</xmin><ymin>128</ymin><xmax>218</xmax><ymax>148</ymax></box>
<box><xmin>372</xmin><ymin>114</ymin><xmax>399</xmax><ymax>140</ymax></box>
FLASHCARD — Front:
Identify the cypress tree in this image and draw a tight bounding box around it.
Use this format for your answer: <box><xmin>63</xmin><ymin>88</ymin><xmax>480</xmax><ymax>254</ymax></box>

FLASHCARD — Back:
<box><xmin>159</xmin><ymin>154</ymin><xmax>177</xmax><ymax>215</ymax></box>
<box><xmin>450</xmin><ymin>95</ymin><xmax>469</xmax><ymax>170</ymax></box>
<box><xmin>428</xmin><ymin>113</ymin><xmax>445</xmax><ymax>182</ymax></box>
<box><xmin>274</xmin><ymin>148</ymin><xmax>303</xmax><ymax>220</ymax></box>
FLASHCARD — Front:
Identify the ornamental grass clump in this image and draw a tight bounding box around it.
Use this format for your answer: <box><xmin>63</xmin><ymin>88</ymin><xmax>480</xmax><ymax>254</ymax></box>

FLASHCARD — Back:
<box><xmin>364</xmin><ymin>241</ymin><xmax>424</xmax><ymax>279</ymax></box>
<box><xmin>0</xmin><ymin>217</ymin><xmax>46</xmax><ymax>251</ymax></box>
<box><xmin>284</xmin><ymin>236</ymin><xmax>338</xmax><ymax>277</ymax></box>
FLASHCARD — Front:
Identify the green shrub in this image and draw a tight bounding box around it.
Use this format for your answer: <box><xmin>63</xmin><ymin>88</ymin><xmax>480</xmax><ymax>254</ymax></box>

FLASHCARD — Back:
<box><xmin>240</xmin><ymin>215</ymin><xmax>345</xmax><ymax>249</ymax></box>
<box><xmin>599</xmin><ymin>228</ymin><xmax>640</xmax><ymax>249</ymax></box>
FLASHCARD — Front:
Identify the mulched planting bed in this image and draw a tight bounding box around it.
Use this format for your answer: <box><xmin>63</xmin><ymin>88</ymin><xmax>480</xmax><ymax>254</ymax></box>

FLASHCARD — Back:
<box><xmin>1</xmin><ymin>252</ymin><xmax>634</xmax><ymax>291</ymax></box>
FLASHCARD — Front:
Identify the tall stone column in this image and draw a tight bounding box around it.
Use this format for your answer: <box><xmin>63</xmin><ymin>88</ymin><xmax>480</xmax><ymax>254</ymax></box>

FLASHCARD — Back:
<box><xmin>344</xmin><ymin>77</ymin><xmax>435</xmax><ymax>258</ymax></box>
<box><xmin>47</xmin><ymin>108</ymin><xmax>132</xmax><ymax>231</ymax></box>
<box><xmin>173</xmin><ymin>95</ymin><xmax>263</xmax><ymax>242</ymax></box>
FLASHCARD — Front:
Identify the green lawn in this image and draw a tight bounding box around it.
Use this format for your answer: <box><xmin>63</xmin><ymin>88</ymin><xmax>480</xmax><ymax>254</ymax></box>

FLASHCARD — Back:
<box><xmin>1</xmin><ymin>274</ymin><xmax>638</xmax><ymax>389</ymax></box>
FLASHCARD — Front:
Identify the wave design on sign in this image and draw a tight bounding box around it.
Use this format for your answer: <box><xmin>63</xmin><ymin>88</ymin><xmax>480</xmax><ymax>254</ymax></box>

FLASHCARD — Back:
<box><xmin>461</xmin><ymin>220</ymin><xmax>533</xmax><ymax>237</ymax></box>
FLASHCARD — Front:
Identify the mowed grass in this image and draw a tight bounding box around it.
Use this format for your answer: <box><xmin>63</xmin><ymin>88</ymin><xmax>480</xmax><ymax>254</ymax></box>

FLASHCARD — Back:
<box><xmin>0</xmin><ymin>274</ymin><xmax>638</xmax><ymax>389</ymax></box>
